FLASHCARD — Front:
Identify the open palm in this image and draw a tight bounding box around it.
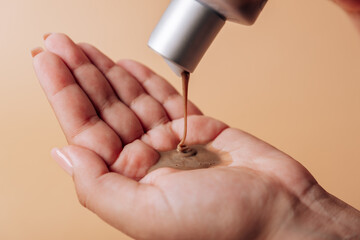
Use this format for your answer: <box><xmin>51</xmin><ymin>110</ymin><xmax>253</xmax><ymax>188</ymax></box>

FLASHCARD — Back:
<box><xmin>33</xmin><ymin>33</ymin><xmax>325</xmax><ymax>240</ymax></box>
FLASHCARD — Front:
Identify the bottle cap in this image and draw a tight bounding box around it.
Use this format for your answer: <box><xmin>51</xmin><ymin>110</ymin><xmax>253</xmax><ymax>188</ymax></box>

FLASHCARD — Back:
<box><xmin>148</xmin><ymin>0</ymin><xmax>225</xmax><ymax>75</ymax></box>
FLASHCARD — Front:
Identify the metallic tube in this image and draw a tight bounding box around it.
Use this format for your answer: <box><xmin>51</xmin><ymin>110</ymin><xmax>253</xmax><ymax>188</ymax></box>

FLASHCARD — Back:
<box><xmin>148</xmin><ymin>0</ymin><xmax>225</xmax><ymax>75</ymax></box>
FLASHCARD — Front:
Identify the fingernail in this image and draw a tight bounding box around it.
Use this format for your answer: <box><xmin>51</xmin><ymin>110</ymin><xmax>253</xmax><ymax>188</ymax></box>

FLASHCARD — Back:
<box><xmin>30</xmin><ymin>47</ymin><xmax>43</xmax><ymax>58</ymax></box>
<box><xmin>51</xmin><ymin>148</ymin><xmax>73</xmax><ymax>176</ymax></box>
<box><xmin>43</xmin><ymin>33</ymin><xmax>52</xmax><ymax>40</ymax></box>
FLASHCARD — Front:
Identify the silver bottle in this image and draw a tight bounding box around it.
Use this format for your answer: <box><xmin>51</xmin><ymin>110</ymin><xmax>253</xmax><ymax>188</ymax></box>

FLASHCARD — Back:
<box><xmin>148</xmin><ymin>0</ymin><xmax>268</xmax><ymax>75</ymax></box>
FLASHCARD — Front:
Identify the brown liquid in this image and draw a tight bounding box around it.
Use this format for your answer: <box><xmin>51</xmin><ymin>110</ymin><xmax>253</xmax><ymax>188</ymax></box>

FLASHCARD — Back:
<box><xmin>177</xmin><ymin>71</ymin><xmax>191</xmax><ymax>153</ymax></box>
<box><xmin>148</xmin><ymin>72</ymin><xmax>222</xmax><ymax>172</ymax></box>
<box><xmin>149</xmin><ymin>145</ymin><xmax>221</xmax><ymax>172</ymax></box>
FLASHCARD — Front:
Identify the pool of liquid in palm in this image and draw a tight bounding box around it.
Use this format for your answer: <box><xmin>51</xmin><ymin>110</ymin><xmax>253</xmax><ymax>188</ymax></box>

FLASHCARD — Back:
<box><xmin>149</xmin><ymin>144</ymin><xmax>221</xmax><ymax>172</ymax></box>
<box><xmin>148</xmin><ymin>72</ymin><xmax>221</xmax><ymax>172</ymax></box>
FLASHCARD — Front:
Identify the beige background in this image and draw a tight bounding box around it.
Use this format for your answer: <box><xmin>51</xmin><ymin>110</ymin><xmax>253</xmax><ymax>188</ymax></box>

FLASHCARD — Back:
<box><xmin>0</xmin><ymin>0</ymin><xmax>359</xmax><ymax>239</ymax></box>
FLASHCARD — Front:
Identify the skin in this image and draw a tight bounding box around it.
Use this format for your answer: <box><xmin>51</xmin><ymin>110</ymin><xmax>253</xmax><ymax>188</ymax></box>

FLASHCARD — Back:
<box><xmin>31</xmin><ymin>1</ymin><xmax>360</xmax><ymax>239</ymax></box>
<box><xmin>334</xmin><ymin>0</ymin><xmax>360</xmax><ymax>30</ymax></box>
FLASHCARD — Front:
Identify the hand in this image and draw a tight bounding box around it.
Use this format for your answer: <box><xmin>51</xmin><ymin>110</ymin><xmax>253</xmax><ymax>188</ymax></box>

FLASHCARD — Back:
<box><xmin>32</xmin><ymin>33</ymin><xmax>360</xmax><ymax>240</ymax></box>
<box><xmin>333</xmin><ymin>0</ymin><xmax>360</xmax><ymax>12</ymax></box>
<box><xmin>333</xmin><ymin>0</ymin><xmax>360</xmax><ymax>31</ymax></box>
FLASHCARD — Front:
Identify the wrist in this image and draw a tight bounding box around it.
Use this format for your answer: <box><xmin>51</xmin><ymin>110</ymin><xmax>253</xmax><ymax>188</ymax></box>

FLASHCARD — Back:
<box><xmin>271</xmin><ymin>184</ymin><xmax>360</xmax><ymax>240</ymax></box>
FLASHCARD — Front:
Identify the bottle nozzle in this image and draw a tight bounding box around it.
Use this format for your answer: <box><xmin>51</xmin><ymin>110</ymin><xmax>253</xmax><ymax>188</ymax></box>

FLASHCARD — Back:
<box><xmin>148</xmin><ymin>0</ymin><xmax>225</xmax><ymax>75</ymax></box>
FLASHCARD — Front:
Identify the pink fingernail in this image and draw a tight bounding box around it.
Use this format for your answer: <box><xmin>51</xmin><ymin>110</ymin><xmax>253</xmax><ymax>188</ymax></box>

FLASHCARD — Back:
<box><xmin>51</xmin><ymin>148</ymin><xmax>73</xmax><ymax>176</ymax></box>
<box><xmin>30</xmin><ymin>47</ymin><xmax>43</xmax><ymax>58</ymax></box>
<box><xmin>43</xmin><ymin>33</ymin><xmax>52</xmax><ymax>40</ymax></box>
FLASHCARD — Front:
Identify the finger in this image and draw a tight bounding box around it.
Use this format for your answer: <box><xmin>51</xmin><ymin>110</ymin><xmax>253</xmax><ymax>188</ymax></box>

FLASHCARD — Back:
<box><xmin>117</xmin><ymin>59</ymin><xmax>203</xmax><ymax>120</ymax></box>
<box><xmin>78</xmin><ymin>43</ymin><xmax>170</xmax><ymax>131</ymax></box>
<box><xmin>30</xmin><ymin>47</ymin><xmax>43</xmax><ymax>57</ymax></box>
<box><xmin>56</xmin><ymin>145</ymin><xmax>173</xmax><ymax>239</ymax></box>
<box><xmin>333</xmin><ymin>0</ymin><xmax>360</xmax><ymax>33</ymax></box>
<box><xmin>333</xmin><ymin>0</ymin><xmax>360</xmax><ymax>11</ymax></box>
<box><xmin>33</xmin><ymin>51</ymin><xmax>121</xmax><ymax>164</ymax></box>
<box><xmin>44</xmin><ymin>33</ymin><xmax>144</xmax><ymax>144</ymax></box>
<box><xmin>109</xmin><ymin>140</ymin><xmax>159</xmax><ymax>181</ymax></box>
<box><xmin>110</xmin><ymin>116</ymin><xmax>227</xmax><ymax>179</ymax></box>
<box><xmin>141</xmin><ymin>115</ymin><xmax>228</xmax><ymax>151</ymax></box>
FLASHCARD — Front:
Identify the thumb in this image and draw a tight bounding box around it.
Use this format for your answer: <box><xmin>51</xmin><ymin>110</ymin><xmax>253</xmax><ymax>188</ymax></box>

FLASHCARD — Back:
<box><xmin>51</xmin><ymin>145</ymin><xmax>166</xmax><ymax>239</ymax></box>
<box><xmin>51</xmin><ymin>145</ymin><xmax>110</xmax><ymax>207</ymax></box>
